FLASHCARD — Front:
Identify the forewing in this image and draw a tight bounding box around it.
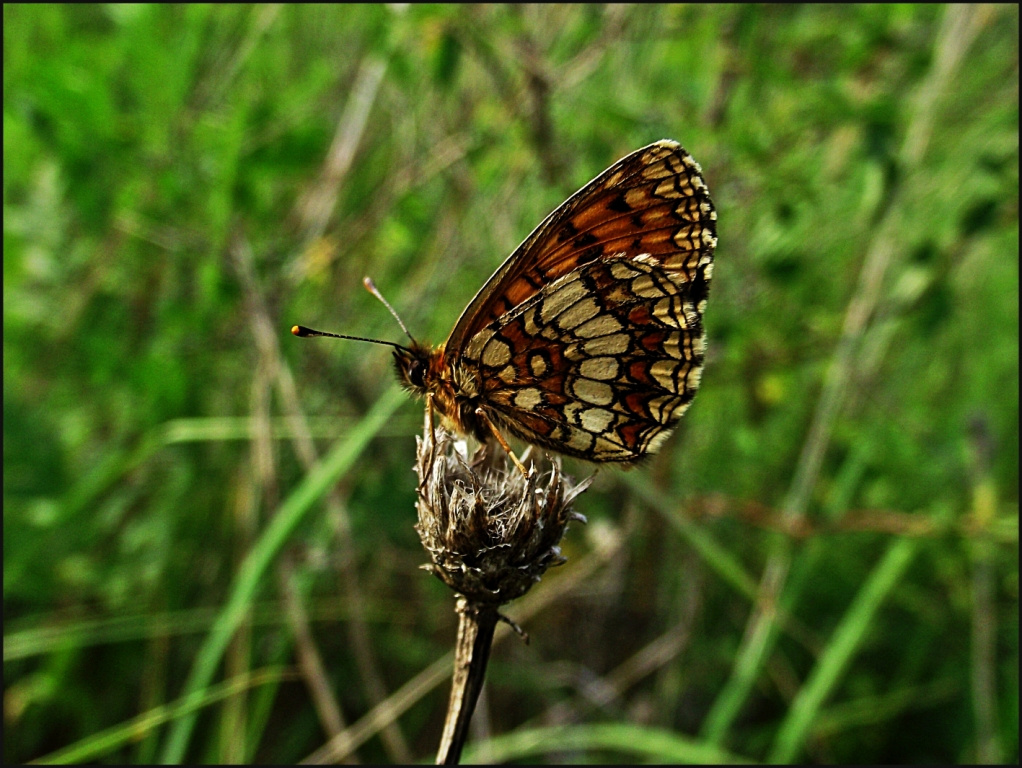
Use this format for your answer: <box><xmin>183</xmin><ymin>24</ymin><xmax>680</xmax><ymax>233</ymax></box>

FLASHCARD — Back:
<box><xmin>446</xmin><ymin>140</ymin><xmax>717</xmax><ymax>357</ymax></box>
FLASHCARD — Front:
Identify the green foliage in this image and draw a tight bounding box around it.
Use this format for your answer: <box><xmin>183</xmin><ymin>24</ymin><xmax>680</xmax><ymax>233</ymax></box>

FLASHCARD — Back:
<box><xmin>4</xmin><ymin>4</ymin><xmax>1017</xmax><ymax>764</ymax></box>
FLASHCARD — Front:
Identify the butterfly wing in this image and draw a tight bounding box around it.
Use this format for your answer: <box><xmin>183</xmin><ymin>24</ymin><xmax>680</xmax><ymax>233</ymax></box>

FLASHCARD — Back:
<box><xmin>449</xmin><ymin>140</ymin><xmax>717</xmax><ymax>462</ymax></box>
<box><xmin>447</xmin><ymin>140</ymin><xmax>716</xmax><ymax>352</ymax></box>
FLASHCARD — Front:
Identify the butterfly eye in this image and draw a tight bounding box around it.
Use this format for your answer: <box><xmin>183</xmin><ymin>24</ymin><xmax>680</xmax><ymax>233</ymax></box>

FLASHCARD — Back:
<box><xmin>408</xmin><ymin>360</ymin><xmax>426</xmax><ymax>388</ymax></box>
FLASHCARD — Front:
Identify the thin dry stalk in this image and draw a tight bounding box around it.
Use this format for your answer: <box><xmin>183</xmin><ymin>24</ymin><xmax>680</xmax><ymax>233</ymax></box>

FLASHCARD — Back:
<box><xmin>232</xmin><ymin>236</ymin><xmax>412</xmax><ymax>761</ymax></box>
<box><xmin>436</xmin><ymin>599</ymin><xmax>500</xmax><ymax>765</ymax></box>
<box><xmin>279</xmin><ymin>560</ymin><xmax>352</xmax><ymax>754</ymax></box>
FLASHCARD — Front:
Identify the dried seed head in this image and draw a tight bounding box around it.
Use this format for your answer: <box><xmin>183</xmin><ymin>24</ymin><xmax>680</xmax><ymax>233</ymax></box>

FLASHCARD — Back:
<box><xmin>414</xmin><ymin>413</ymin><xmax>591</xmax><ymax>605</ymax></box>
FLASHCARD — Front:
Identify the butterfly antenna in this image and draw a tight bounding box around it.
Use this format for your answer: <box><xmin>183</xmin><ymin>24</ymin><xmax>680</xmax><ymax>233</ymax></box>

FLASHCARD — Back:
<box><xmin>363</xmin><ymin>276</ymin><xmax>417</xmax><ymax>345</ymax></box>
<box><xmin>290</xmin><ymin>325</ymin><xmax>409</xmax><ymax>353</ymax></box>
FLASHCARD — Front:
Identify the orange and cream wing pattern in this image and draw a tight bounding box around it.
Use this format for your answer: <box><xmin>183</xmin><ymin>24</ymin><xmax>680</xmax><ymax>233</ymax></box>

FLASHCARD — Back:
<box><xmin>447</xmin><ymin>140</ymin><xmax>715</xmax><ymax>354</ymax></box>
<box><xmin>453</xmin><ymin>140</ymin><xmax>717</xmax><ymax>462</ymax></box>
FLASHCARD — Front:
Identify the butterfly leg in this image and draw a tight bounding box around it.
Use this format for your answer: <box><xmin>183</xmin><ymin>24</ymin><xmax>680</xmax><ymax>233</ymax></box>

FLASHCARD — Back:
<box><xmin>420</xmin><ymin>394</ymin><xmax>440</xmax><ymax>481</ymax></box>
<box><xmin>474</xmin><ymin>407</ymin><xmax>530</xmax><ymax>477</ymax></box>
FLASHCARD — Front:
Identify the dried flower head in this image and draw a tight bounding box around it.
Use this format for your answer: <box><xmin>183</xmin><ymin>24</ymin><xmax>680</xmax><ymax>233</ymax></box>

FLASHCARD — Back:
<box><xmin>414</xmin><ymin>412</ymin><xmax>591</xmax><ymax>605</ymax></box>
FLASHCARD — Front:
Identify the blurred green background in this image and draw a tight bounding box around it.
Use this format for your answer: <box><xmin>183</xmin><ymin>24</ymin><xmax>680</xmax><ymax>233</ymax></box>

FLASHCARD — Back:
<box><xmin>3</xmin><ymin>4</ymin><xmax>1018</xmax><ymax>764</ymax></box>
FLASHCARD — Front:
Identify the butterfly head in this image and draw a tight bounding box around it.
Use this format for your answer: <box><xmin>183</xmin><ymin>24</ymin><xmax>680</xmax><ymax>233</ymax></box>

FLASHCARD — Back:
<box><xmin>393</xmin><ymin>342</ymin><xmax>443</xmax><ymax>397</ymax></box>
<box><xmin>393</xmin><ymin>344</ymin><xmax>427</xmax><ymax>393</ymax></box>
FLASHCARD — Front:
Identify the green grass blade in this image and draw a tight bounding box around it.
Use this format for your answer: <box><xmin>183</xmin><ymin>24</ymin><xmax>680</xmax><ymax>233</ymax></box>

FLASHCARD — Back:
<box><xmin>158</xmin><ymin>386</ymin><xmax>406</xmax><ymax>763</ymax></box>
<box><xmin>31</xmin><ymin>667</ymin><xmax>290</xmax><ymax>764</ymax></box>
<box><xmin>769</xmin><ymin>536</ymin><xmax>919</xmax><ymax>762</ymax></box>
<box><xmin>462</xmin><ymin>722</ymin><xmax>754</xmax><ymax>764</ymax></box>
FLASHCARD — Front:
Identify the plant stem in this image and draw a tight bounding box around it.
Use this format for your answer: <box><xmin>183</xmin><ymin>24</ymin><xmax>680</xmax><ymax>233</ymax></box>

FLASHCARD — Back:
<box><xmin>436</xmin><ymin>597</ymin><xmax>499</xmax><ymax>764</ymax></box>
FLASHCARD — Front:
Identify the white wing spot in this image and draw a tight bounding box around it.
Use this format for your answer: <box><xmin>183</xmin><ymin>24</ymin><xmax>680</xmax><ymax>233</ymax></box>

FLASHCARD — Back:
<box><xmin>661</xmin><ymin>332</ymin><xmax>684</xmax><ymax>359</ymax></box>
<box><xmin>529</xmin><ymin>354</ymin><xmax>548</xmax><ymax>377</ymax></box>
<box><xmin>565</xmin><ymin>427</ymin><xmax>595</xmax><ymax>452</ymax></box>
<box><xmin>575</xmin><ymin>314</ymin><xmax>623</xmax><ymax>339</ymax></box>
<box><xmin>579</xmin><ymin>407</ymin><xmax>615</xmax><ymax>433</ymax></box>
<box><xmin>579</xmin><ymin>356</ymin><xmax>619</xmax><ymax>381</ymax></box>
<box><xmin>583</xmin><ymin>333</ymin><xmax>630</xmax><ymax>356</ymax></box>
<box><xmin>653</xmin><ymin>297</ymin><xmax>686</xmax><ymax>327</ymax></box>
<box><xmin>482</xmin><ymin>338</ymin><xmax>512</xmax><ymax>367</ymax></box>
<box><xmin>610</xmin><ymin>261</ymin><xmax>642</xmax><ymax>281</ymax></box>
<box><xmin>631</xmin><ymin>274</ymin><xmax>671</xmax><ymax>299</ymax></box>
<box><xmin>513</xmin><ymin>388</ymin><xmax>543</xmax><ymax>410</ymax></box>
<box><xmin>557</xmin><ymin>297</ymin><xmax>600</xmax><ymax>330</ymax></box>
<box><xmin>539</xmin><ymin>276</ymin><xmax>587</xmax><ymax>323</ymax></box>
<box><xmin>498</xmin><ymin>365</ymin><xmax>517</xmax><ymax>384</ymax></box>
<box><xmin>570</xmin><ymin>378</ymin><xmax>614</xmax><ymax>406</ymax></box>
<box><xmin>650</xmin><ymin>360</ymin><xmax>682</xmax><ymax>393</ymax></box>
<box><xmin>464</xmin><ymin>328</ymin><xmax>495</xmax><ymax>364</ymax></box>
<box><xmin>563</xmin><ymin>401</ymin><xmax>585</xmax><ymax>425</ymax></box>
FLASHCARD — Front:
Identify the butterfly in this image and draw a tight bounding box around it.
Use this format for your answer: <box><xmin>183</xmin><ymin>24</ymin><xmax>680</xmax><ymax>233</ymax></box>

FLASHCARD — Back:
<box><xmin>295</xmin><ymin>140</ymin><xmax>716</xmax><ymax>469</ymax></box>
